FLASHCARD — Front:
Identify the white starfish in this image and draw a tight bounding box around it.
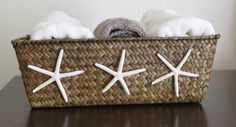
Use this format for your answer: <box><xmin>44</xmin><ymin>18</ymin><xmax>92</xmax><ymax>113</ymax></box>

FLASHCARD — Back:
<box><xmin>95</xmin><ymin>49</ymin><xmax>146</xmax><ymax>95</ymax></box>
<box><xmin>28</xmin><ymin>49</ymin><xmax>84</xmax><ymax>102</ymax></box>
<box><xmin>151</xmin><ymin>49</ymin><xmax>199</xmax><ymax>97</ymax></box>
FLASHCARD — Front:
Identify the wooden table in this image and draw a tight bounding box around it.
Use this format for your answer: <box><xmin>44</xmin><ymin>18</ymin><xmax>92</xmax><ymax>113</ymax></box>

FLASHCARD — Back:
<box><xmin>0</xmin><ymin>71</ymin><xmax>235</xmax><ymax>127</ymax></box>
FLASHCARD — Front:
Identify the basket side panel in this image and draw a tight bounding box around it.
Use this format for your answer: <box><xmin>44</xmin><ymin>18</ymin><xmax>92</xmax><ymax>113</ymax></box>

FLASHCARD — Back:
<box><xmin>14</xmin><ymin>38</ymin><xmax>217</xmax><ymax>107</ymax></box>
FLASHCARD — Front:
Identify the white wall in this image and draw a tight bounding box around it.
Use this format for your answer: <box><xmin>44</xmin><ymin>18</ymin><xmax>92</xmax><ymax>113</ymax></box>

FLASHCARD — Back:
<box><xmin>0</xmin><ymin>0</ymin><xmax>235</xmax><ymax>89</ymax></box>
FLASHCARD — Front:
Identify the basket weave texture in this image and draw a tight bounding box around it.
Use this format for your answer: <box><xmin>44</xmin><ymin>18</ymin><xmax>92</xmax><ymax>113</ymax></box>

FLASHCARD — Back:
<box><xmin>12</xmin><ymin>35</ymin><xmax>220</xmax><ymax>108</ymax></box>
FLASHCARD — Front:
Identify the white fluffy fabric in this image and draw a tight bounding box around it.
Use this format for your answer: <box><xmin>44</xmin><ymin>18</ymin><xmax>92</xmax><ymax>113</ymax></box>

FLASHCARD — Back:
<box><xmin>31</xmin><ymin>11</ymin><xmax>94</xmax><ymax>40</ymax></box>
<box><xmin>141</xmin><ymin>9</ymin><xmax>216</xmax><ymax>37</ymax></box>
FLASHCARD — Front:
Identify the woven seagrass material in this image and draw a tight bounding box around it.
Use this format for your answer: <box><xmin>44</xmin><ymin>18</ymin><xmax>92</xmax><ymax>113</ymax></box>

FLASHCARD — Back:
<box><xmin>12</xmin><ymin>34</ymin><xmax>220</xmax><ymax>108</ymax></box>
<box><xmin>94</xmin><ymin>18</ymin><xmax>145</xmax><ymax>39</ymax></box>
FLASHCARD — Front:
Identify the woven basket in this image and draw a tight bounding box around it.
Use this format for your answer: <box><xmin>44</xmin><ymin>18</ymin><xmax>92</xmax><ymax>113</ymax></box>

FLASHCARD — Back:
<box><xmin>12</xmin><ymin>34</ymin><xmax>220</xmax><ymax>108</ymax></box>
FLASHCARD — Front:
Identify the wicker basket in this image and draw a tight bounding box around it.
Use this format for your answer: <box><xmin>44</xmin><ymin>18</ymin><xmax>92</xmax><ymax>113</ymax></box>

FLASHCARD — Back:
<box><xmin>12</xmin><ymin>34</ymin><xmax>220</xmax><ymax>108</ymax></box>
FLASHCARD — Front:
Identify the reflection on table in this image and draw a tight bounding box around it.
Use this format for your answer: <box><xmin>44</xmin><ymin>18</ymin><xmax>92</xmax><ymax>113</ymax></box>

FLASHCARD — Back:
<box><xmin>28</xmin><ymin>103</ymin><xmax>207</xmax><ymax>127</ymax></box>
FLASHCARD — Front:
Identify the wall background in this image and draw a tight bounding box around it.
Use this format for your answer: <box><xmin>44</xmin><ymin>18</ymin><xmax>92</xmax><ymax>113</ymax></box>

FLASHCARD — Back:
<box><xmin>0</xmin><ymin>0</ymin><xmax>235</xmax><ymax>89</ymax></box>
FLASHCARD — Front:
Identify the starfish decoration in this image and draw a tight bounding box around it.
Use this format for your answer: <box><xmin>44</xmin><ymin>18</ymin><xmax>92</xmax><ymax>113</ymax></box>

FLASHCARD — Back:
<box><xmin>151</xmin><ymin>49</ymin><xmax>199</xmax><ymax>97</ymax></box>
<box><xmin>28</xmin><ymin>49</ymin><xmax>84</xmax><ymax>102</ymax></box>
<box><xmin>95</xmin><ymin>49</ymin><xmax>146</xmax><ymax>95</ymax></box>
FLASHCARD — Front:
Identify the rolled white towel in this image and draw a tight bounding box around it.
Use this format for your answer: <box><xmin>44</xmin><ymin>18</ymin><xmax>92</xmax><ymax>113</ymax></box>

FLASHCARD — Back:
<box><xmin>31</xmin><ymin>11</ymin><xmax>94</xmax><ymax>40</ymax></box>
<box><xmin>141</xmin><ymin>9</ymin><xmax>215</xmax><ymax>37</ymax></box>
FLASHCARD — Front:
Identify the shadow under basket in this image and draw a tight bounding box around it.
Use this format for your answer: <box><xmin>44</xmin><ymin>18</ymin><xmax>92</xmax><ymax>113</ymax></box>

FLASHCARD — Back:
<box><xmin>12</xmin><ymin>34</ymin><xmax>220</xmax><ymax>108</ymax></box>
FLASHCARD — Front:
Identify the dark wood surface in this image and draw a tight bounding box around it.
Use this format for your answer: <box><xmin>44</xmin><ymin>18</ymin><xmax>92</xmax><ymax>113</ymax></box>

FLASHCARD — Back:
<box><xmin>0</xmin><ymin>70</ymin><xmax>236</xmax><ymax>127</ymax></box>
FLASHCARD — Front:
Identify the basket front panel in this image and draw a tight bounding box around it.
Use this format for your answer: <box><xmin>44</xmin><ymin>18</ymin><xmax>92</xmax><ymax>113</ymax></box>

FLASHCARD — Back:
<box><xmin>14</xmin><ymin>38</ymin><xmax>217</xmax><ymax>107</ymax></box>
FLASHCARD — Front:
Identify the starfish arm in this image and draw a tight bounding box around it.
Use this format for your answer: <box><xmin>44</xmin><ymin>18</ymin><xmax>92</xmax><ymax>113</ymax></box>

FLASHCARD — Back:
<box><xmin>55</xmin><ymin>78</ymin><xmax>68</xmax><ymax>102</ymax></box>
<box><xmin>102</xmin><ymin>77</ymin><xmax>118</xmax><ymax>93</ymax></box>
<box><xmin>174</xmin><ymin>74</ymin><xmax>179</xmax><ymax>97</ymax></box>
<box><xmin>28</xmin><ymin>65</ymin><xmax>54</xmax><ymax>76</ymax></box>
<box><xmin>151</xmin><ymin>72</ymin><xmax>174</xmax><ymax>85</ymax></box>
<box><xmin>179</xmin><ymin>71</ymin><xmax>199</xmax><ymax>77</ymax></box>
<box><xmin>117</xmin><ymin>50</ymin><xmax>126</xmax><ymax>73</ymax></box>
<box><xmin>95</xmin><ymin>63</ymin><xmax>116</xmax><ymax>76</ymax></box>
<box><xmin>32</xmin><ymin>78</ymin><xmax>55</xmax><ymax>93</ymax></box>
<box><xmin>119</xmin><ymin>78</ymin><xmax>131</xmax><ymax>95</ymax></box>
<box><xmin>60</xmin><ymin>70</ymin><xmax>84</xmax><ymax>78</ymax></box>
<box><xmin>123</xmin><ymin>68</ymin><xmax>146</xmax><ymax>77</ymax></box>
<box><xmin>177</xmin><ymin>49</ymin><xmax>192</xmax><ymax>70</ymax></box>
<box><xmin>157</xmin><ymin>54</ymin><xmax>176</xmax><ymax>71</ymax></box>
<box><xmin>55</xmin><ymin>49</ymin><xmax>64</xmax><ymax>73</ymax></box>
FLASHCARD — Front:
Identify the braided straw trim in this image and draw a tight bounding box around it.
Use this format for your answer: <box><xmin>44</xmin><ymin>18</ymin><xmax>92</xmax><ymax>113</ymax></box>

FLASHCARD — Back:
<box><xmin>12</xmin><ymin>35</ymin><xmax>220</xmax><ymax>108</ymax></box>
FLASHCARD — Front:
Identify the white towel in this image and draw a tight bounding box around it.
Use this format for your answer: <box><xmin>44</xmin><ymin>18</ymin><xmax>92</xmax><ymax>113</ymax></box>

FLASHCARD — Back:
<box><xmin>141</xmin><ymin>9</ymin><xmax>215</xmax><ymax>37</ymax></box>
<box><xmin>31</xmin><ymin>11</ymin><xmax>94</xmax><ymax>40</ymax></box>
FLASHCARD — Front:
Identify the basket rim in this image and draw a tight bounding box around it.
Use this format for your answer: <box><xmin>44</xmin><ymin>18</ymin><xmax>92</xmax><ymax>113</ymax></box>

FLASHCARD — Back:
<box><xmin>11</xmin><ymin>34</ymin><xmax>220</xmax><ymax>47</ymax></box>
